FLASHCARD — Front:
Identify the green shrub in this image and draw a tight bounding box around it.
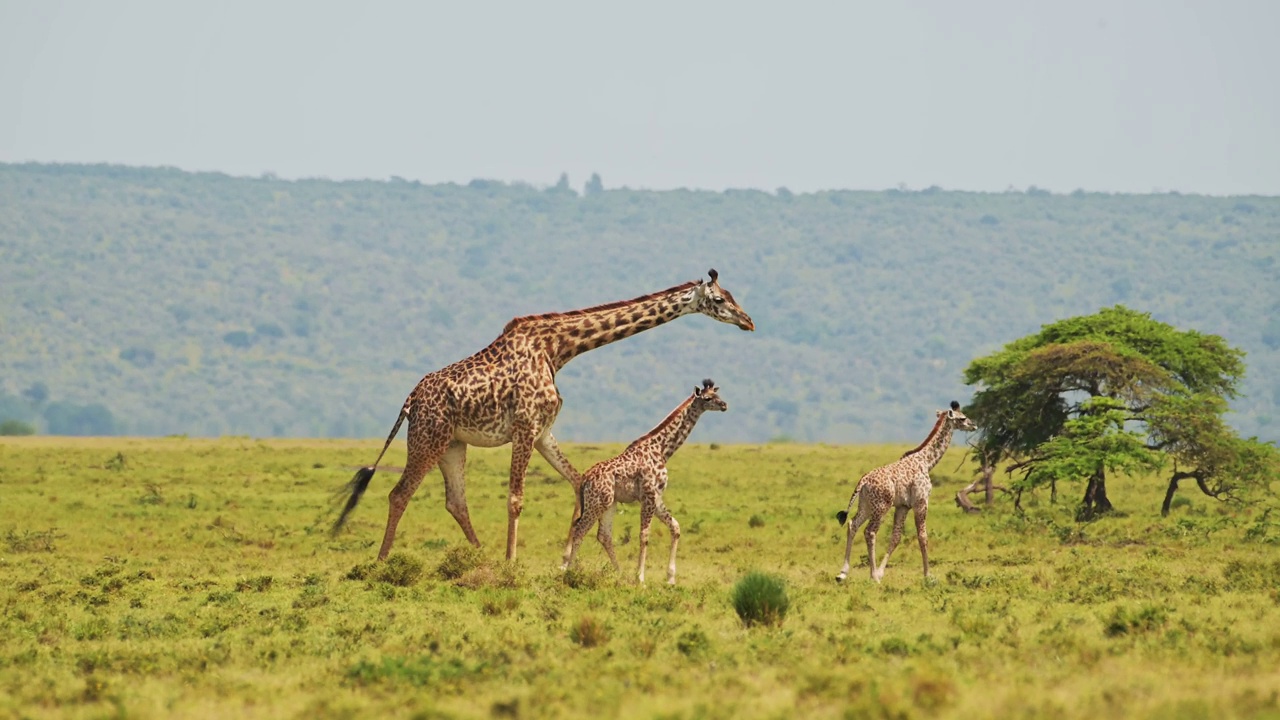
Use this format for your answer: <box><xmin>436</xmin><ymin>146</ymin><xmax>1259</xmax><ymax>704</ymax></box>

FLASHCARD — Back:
<box><xmin>345</xmin><ymin>562</ymin><xmax>377</xmax><ymax>581</ymax></box>
<box><xmin>879</xmin><ymin>637</ymin><xmax>911</xmax><ymax>656</ymax></box>
<box><xmin>732</xmin><ymin>571</ymin><xmax>790</xmax><ymax>628</ymax></box>
<box><xmin>0</xmin><ymin>419</ymin><xmax>35</xmax><ymax>436</ymax></box>
<box><xmin>748</xmin><ymin>514</ymin><xmax>766</xmax><ymax>528</ymax></box>
<box><xmin>437</xmin><ymin>546</ymin><xmax>484</xmax><ymax>580</ymax></box>
<box><xmin>377</xmin><ymin>553</ymin><xmax>425</xmax><ymax>587</ymax></box>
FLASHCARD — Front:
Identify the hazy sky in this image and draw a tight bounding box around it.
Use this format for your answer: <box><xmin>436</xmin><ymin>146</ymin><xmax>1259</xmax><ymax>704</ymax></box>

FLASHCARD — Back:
<box><xmin>2</xmin><ymin>1</ymin><xmax>1278</xmax><ymax>195</ymax></box>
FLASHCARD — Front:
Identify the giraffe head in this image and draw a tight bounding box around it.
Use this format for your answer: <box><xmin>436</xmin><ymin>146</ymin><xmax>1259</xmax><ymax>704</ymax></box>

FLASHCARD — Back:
<box><xmin>689</xmin><ymin>269</ymin><xmax>755</xmax><ymax>331</ymax></box>
<box><xmin>940</xmin><ymin>400</ymin><xmax>977</xmax><ymax>432</ymax></box>
<box><xmin>692</xmin><ymin>378</ymin><xmax>728</xmax><ymax>412</ymax></box>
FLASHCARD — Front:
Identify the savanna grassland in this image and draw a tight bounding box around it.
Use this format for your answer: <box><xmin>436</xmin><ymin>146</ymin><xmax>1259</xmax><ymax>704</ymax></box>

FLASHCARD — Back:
<box><xmin>2</xmin><ymin>437</ymin><xmax>1279</xmax><ymax>720</ymax></box>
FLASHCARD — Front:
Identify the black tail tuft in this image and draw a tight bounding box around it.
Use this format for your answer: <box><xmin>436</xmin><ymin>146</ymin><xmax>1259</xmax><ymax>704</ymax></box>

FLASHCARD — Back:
<box><xmin>331</xmin><ymin>466</ymin><xmax>377</xmax><ymax>536</ymax></box>
<box><xmin>835</xmin><ymin>510</ymin><xmax>848</xmax><ymax>526</ymax></box>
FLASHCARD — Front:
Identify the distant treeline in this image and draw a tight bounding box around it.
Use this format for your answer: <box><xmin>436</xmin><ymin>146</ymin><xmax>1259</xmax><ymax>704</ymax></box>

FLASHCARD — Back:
<box><xmin>0</xmin><ymin>162</ymin><xmax>1276</xmax><ymax>442</ymax></box>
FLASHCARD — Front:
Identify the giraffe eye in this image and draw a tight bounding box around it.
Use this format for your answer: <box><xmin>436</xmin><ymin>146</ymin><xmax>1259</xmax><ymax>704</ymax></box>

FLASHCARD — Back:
<box><xmin>713</xmin><ymin>297</ymin><xmax>725</xmax><ymax>304</ymax></box>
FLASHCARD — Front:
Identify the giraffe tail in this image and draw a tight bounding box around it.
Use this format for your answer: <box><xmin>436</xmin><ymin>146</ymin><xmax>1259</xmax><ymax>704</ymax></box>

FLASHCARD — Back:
<box><xmin>330</xmin><ymin>403</ymin><xmax>410</xmax><ymax>536</ymax></box>
<box><xmin>835</xmin><ymin>485</ymin><xmax>861</xmax><ymax>526</ymax></box>
<box><xmin>565</xmin><ymin>476</ymin><xmax>593</xmax><ymax>545</ymax></box>
<box><xmin>332</xmin><ymin>467</ymin><xmax>377</xmax><ymax>535</ymax></box>
<box><xmin>570</xmin><ymin>477</ymin><xmax>588</xmax><ymax>524</ymax></box>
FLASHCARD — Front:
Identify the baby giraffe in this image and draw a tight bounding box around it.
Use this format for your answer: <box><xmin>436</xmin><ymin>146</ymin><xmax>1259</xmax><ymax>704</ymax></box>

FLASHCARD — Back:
<box><xmin>835</xmin><ymin>401</ymin><xmax>977</xmax><ymax>583</ymax></box>
<box><xmin>562</xmin><ymin>379</ymin><xmax>727</xmax><ymax>585</ymax></box>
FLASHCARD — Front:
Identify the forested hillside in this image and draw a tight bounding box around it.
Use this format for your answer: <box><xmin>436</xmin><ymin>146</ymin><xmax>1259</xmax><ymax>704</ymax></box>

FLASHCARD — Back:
<box><xmin>1</xmin><ymin>163</ymin><xmax>1277</xmax><ymax>443</ymax></box>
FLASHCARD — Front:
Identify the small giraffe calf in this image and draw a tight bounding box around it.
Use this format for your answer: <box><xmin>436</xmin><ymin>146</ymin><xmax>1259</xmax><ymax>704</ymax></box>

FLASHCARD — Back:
<box><xmin>835</xmin><ymin>401</ymin><xmax>977</xmax><ymax>583</ymax></box>
<box><xmin>561</xmin><ymin>379</ymin><xmax>727</xmax><ymax>585</ymax></box>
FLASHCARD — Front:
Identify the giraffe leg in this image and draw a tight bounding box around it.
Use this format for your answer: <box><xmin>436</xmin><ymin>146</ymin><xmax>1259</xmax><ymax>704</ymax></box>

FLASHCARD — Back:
<box><xmin>536</xmin><ymin>432</ymin><xmax>588</xmax><ymax>525</ymax></box>
<box><xmin>377</xmin><ymin>420</ymin><xmax>451</xmax><ymax>561</ymax></box>
<box><xmin>637</xmin><ymin>499</ymin><xmax>656</xmax><ymax>584</ymax></box>
<box><xmin>865</xmin><ymin>512</ymin><xmax>886</xmax><ymax>582</ymax></box>
<box><xmin>654</xmin><ymin>496</ymin><xmax>680</xmax><ymax>585</ymax></box>
<box><xmin>535</xmin><ymin>432</ymin><xmax>583</xmax><ymax>488</ymax></box>
<box><xmin>836</xmin><ymin>499</ymin><xmax>869</xmax><ymax>582</ymax></box>
<box><xmin>561</xmin><ymin>487</ymin><xmax>602</xmax><ymax>571</ymax></box>
<box><xmin>914</xmin><ymin>501</ymin><xmax>930</xmax><ymax>579</ymax></box>
<box><xmin>505</xmin><ymin>426</ymin><xmax>536</xmax><ymax>561</ymax></box>
<box><xmin>438</xmin><ymin>440</ymin><xmax>481</xmax><ymax>547</ymax></box>
<box><xmin>597</xmin><ymin>504</ymin><xmax>620</xmax><ymax>571</ymax></box>
<box><xmin>876</xmin><ymin>505</ymin><xmax>909</xmax><ymax>578</ymax></box>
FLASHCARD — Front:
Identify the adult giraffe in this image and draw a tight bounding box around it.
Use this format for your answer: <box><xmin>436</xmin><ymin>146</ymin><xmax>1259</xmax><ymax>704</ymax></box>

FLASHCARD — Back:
<box><xmin>332</xmin><ymin>270</ymin><xmax>754</xmax><ymax>561</ymax></box>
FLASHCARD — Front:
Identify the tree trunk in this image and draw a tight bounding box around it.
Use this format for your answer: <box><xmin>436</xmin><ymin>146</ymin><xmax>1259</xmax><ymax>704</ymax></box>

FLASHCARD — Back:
<box><xmin>1161</xmin><ymin>474</ymin><xmax>1181</xmax><ymax>517</ymax></box>
<box><xmin>1162</xmin><ymin>471</ymin><xmax>1219</xmax><ymax>516</ymax></box>
<box><xmin>955</xmin><ymin>463</ymin><xmax>1001</xmax><ymax>513</ymax></box>
<box><xmin>1078</xmin><ymin>466</ymin><xmax>1114</xmax><ymax>520</ymax></box>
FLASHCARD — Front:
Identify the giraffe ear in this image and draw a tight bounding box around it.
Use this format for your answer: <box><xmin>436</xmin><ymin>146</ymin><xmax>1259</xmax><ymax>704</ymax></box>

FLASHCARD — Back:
<box><xmin>693</xmin><ymin>385</ymin><xmax>703</xmax><ymax>396</ymax></box>
<box><xmin>708</xmin><ymin>268</ymin><xmax>718</xmax><ymax>283</ymax></box>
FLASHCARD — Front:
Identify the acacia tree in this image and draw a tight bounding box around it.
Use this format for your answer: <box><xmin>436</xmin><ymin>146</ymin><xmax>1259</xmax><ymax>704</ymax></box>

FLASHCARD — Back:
<box><xmin>963</xmin><ymin>306</ymin><xmax>1277</xmax><ymax>519</ymax></box>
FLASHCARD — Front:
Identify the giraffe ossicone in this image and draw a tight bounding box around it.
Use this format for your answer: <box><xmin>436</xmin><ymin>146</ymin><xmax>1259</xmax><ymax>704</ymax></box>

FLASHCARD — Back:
<box><xmin>834</xmin><ymin>401</ymin><xmax>977</xmax><ymax>583</ymax></box>
<box><xmin>562</xmin><ymin>379</ymin><xmax>727</xmax><ymax>585</ymax></box>
<box><xmin>331</xmin><ymin>270</ymin><xmax>754</xmax><ymax>563</ymax></box>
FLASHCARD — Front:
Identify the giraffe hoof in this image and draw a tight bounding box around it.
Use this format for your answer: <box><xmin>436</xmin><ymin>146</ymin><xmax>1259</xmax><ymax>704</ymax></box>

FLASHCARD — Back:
<box><xmin>835</xmin><ymin>574</ymin><xmax>846</xmax><ymax>583</ymax></box>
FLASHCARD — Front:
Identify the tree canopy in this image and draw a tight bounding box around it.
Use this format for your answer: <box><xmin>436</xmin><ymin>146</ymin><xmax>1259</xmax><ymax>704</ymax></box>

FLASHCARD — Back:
<box><xmin>964</xmin><ymin>306</ymin><xmax>1278</xmax><ymax>517</ymax></box>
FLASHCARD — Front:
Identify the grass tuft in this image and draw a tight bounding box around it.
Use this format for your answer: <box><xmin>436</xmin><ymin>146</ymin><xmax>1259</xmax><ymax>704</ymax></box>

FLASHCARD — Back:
<box><xmin>4</xmin><ymin>527</ymin><xmax>65</xmax><ymax>553</ymax></box>
<box><xmin>377</xmin><ymin>553</ymin><xmax>425</xmax><ymax>587</ymax></box>
<box><xmin>235</xmin><ymin>575</ymin><xmax>274</xmax><ymax>592</ymax></box>
<box><xmin>1104</xmin><ymin>604</ymin><xmax>1170</xmax><ymax>637</ymax></box>
<box><xmin>676</xmin><ymin>627</ymin><xmax>711</xmax><ymax>659</ymax></box>
<box><xmin>570</xmin><ymin>616</ymin><xmax>609</xmax><ymax>648</ymax></box>
<box><xmin>732</xmin><ymin>571</ymin><xmax>790</xmax><ymax>628</ymax></box>
<box><xmin>562</xmin><ymin>564</ymin><xmax>612</xmax><ymax>590</ymax></box>
<box><xmin>437</xmin><ymin>546</ymin><xmax>484</xmax><ymax>580</ymax></box>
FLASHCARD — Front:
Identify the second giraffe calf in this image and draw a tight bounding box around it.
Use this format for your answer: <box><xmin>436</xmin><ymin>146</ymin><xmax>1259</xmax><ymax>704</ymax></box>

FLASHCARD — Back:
<box><xmin>562</xmin><ymin>379</ymin><xmax>727</xmax><ymax>585</ymax></box>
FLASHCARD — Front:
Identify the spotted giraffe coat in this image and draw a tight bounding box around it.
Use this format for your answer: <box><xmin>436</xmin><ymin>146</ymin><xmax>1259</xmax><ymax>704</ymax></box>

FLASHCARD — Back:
<box><xmin>835</xmin><ymin>402</ymin><xmax>977</xmax><ymax>583</ymax></box>
<box><xmin>331</xmin><ymin>271</ymin><xmax>753</xmax><ymax>563</ymax></box>
<box><xmin>562</xmin><ymin>380</ymin><xmax>727</xmax><ymax>584</ymax></box>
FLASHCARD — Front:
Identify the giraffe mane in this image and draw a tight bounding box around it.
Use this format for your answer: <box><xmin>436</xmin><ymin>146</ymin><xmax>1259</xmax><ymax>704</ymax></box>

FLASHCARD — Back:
<box><xmin>501</xmin><ymin>281</ymin><xmax>700</xmax><ymax>333</ymax></box>
<box><xmin>627</xmin><ymin>394</ymin><xmax>696</xmax><ymax>450</ymax></box>
<box><xmin>900</xmin><ymin>412</ymin><xmax>947</xmax><ymax>459</ymax></box>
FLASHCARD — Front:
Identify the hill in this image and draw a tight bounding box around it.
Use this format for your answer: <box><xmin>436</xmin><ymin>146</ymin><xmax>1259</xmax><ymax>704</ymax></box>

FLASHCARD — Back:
<box><xmin>1</xmin><ymin>163</ymin><xmax>1277</xmax><ymax>443</ymax></box>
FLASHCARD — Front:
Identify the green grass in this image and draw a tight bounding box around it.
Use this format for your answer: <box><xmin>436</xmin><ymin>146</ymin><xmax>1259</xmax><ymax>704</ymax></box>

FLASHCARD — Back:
<box><xmin>1</xmin><ymin>437</ymin><xmax>1279</xmax><ymax>719</ymax></box>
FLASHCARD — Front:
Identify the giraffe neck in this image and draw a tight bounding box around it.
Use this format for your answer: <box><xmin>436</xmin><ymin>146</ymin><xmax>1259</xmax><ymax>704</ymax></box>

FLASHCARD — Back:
<box><xmin>904</xmin><ymin>418</ymin><xmax>955</xmax><ymax>470</ymax></box>
<box><xmin>509</xmin><ymin>282</ymin><xmax>699</xmax><ymax>371</ymax></box>
<box><xmin>631</xmin><ymin>397</ymin><xmax>707</xmax><ymax>462</ymax></box>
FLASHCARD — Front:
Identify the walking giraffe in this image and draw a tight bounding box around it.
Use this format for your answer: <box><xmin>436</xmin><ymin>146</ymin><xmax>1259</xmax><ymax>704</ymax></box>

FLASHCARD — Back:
<box><xmin>332</xmin><ymin>270</ymin><xmax>754</xmax><ymax>562</ymax></box>
<box><xmin>834</xmin><ymin>401</ymin><xmax>977</xmax><ymax>583</ymax></box>
<box><xmin>562</xmin><ymin>379</ymin><xmax>727</xmax><ymax>585</ymax></box>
